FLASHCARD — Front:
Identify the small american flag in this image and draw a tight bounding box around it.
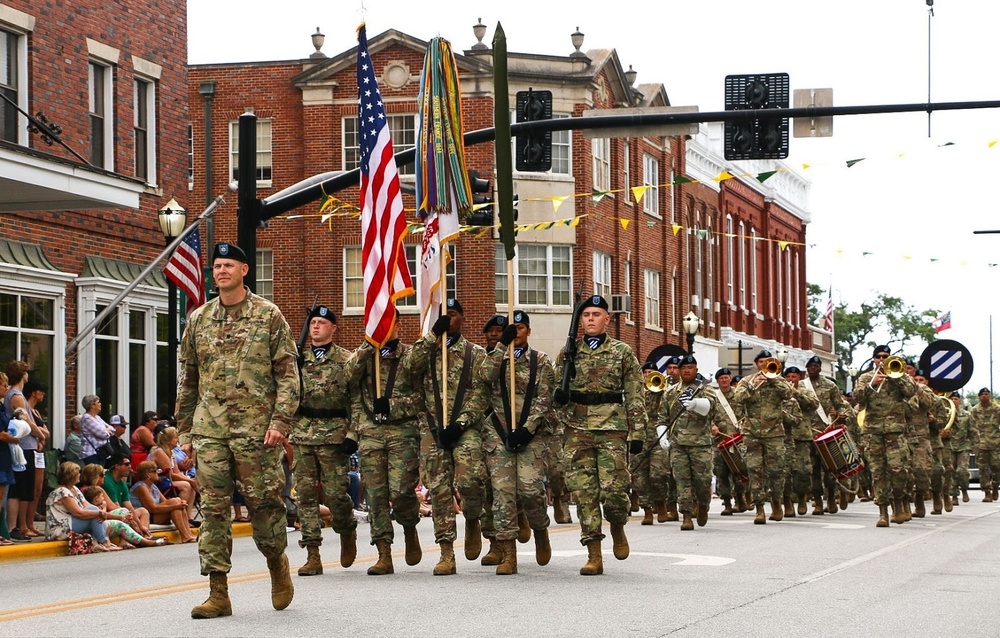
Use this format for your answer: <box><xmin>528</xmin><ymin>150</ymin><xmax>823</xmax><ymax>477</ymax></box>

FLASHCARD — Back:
<box><xmin>358</xmin><ymin>24</ymin><xmax>413</xmax><ymax>346</ymax></box>
<box><xmin>164</xmin><ymin>226</ymin><xmax>205</xmax><ymax>315</ymax></box>
<box><xmin>823</xmin><ymin>287</ymin><xmax>834</xmax><ymax>332</ymax></box>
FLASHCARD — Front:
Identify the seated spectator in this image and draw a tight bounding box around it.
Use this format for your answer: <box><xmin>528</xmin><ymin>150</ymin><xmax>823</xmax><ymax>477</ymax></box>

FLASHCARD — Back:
<box><xmin>0</xmin><ymin>373</ymin><xmax>14</xmax><ymax>545</ymax></box>
<box><xmin>102</xmin><ymin>453</ymin><xmax>153</xmax><ymax>537</ymax></box>
<box><xmin>103</xmin><ymin>415</ymin><xmax>131</xmax><ymax>467</ymax></box>
<box><xmin>130</xmin><ymin>411</ymin><xmax>157</xmax><ymax>465</ymax></box>
<box><xmin>82</xmin><ymin>486</ymin><xmax>165</xmax><ymax>548</ymax></box>
<box><xmin>148</xmin><ymin>426</ymin><xmax>198</xmax><ymax>524</ymax></box>
<box><xmin>64</xmin><ymin>415</ymin><xmax>82</xmax><ymax>464</ymax></box>
<box><xmin>79</xmin><ymin>395</ymin><xmax>114</xmax><ymax>466</ymax></box>
<box><xmin>172</xmin><ymin>438</ymin><xmax>196</xmax><ymax>480</ymax></box>
<box><xmin>129</xmin><ymin>461</ymin><xmax>196</xmax><ymax>543</ymax></box>
<box><xmin>45</xmin><ymin>461</ymin><xmax>121</xmax><ymax>551</ymax></box>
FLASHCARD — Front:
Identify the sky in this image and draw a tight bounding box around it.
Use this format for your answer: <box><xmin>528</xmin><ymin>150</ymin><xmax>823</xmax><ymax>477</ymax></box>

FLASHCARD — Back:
<box><xmin>188</xmin><ymin>1</ymin><xmax>1000</xmax><ymax>392</ymax></box>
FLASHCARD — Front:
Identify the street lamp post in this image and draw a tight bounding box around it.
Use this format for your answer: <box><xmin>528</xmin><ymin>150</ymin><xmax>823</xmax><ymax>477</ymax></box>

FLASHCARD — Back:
<box><xmin>158</xmin><ymin>198</ymin><xmax>187</xmax><ymax>415</ymax></box>
<box><xmin>682</xmin><ymin>311</ymin><xmax>701</xmax><ymax>355</ymax></box>
<box><xmin>848</xmin><ymin>366</ymin><xmax>859</xmax><ymax>394</ymax></box>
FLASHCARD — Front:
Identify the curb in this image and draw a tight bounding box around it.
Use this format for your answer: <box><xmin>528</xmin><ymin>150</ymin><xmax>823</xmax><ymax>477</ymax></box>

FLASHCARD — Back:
<box><xmin>0</xmin><ymin>522</ymin><xmax>254</xmax><ymax>564</ymax></box>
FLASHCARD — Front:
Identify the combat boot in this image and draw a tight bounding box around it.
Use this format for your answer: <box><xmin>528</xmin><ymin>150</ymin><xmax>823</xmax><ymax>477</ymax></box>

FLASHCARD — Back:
<box><xmin>721</xmin><ymin>498</ymin><xmax>734</xmax><ymax>516</ymax></box>
<box><xmin>812</xmin><ymin>495</ymin><xmax>825</xmax><ymax>515</ymax></box>
<box><xmin>496</xmin><ymin>540</ymin><xmax>518</xmax><ymax>575</ymax></box>
<box><xmin>433</xmin><ymin>541</ymin><xmax>456</xmax><ymax>575</ymax></box>
<box><xmin>340</xmin><ymin>529</ymin><xmax>357</xmax><ymax>568</ymax></box>
<box><xmin>534</xmin><ymin>528</ymin><xmax>551</xmax><ymax>566</ymax></box>
<box><xmin>735</xmin><ymin>492</ymin><xmax>748</xmax><ymax>513</ymax></box>
<box><xmin>982</xmin><ymin>490</ymin><xmax>992</xmax><ymax>503</ymax></box>
<box><xmin>191</xmin><ymin>572</ymin><xmax>232</xmax><ymax>619</ymax></box>
<box><xmin>769</xmin><ymin>500</ymin><xmax>783</xmax><ymax>522</ymax></box>
<box><xmin>858</xmin><ymin>487</ymin><xmax>872</xmax><ymax>502</ymax></box>
<box><xmin>891</xmin><ymin>499</ymin><xmax>906</xmax><ymax>525</ymax></box>
<box><xmin>903</xmin><ymin>499</ymin><xmax>912</xmax><ymax>521</ymax></box>
<box><xmin>629</xmin><ymin>489</ymin><xmax>640</xmax><ymax>513</ymax></box>
<box><xmin>876</xmin><ymin>504</ymin><xmax>890</xmax><ymax>528</ymax></box>
<box><xmin>993</xmin><ymin>487</ymin><xmax>999</xmax><ymax>502</ymax></box>
<box><xmin>641</xmin><ymin>506</ymin><xmax>654</xmax><ymax>525</ymax></box>
<box><xmin>403</xmin><ymin>525</ymin><xmax>422</xmax><ymax>566</ymax></box>
<box><xmin>784</xmin><ymin>496</ymin><xmax>796</xmax><ymax>518</ymax></box>
<box><xmin>931</xmin><ymin>491</ymin><xmax>944</xmax><ymax>515</ymax></box>
<box><xmin>754</xmin><ymin>504</ymin><xmax>766</xmax><ymax>525</ymax></box>
<box><xmin>297</xmin><ymin>545</ymin><xmax>323</xmax><ymax>576</ymax></box>
<box><xmin>579</xmin><ymin>540</ymin><xmax>603</xmax><ymax>576</ymax></box>
<box><xmin>610</xmin><ymin>523</ymin><xmax>629</xmax><ymax>560</ymax></box>
<box><xmin>517</xmin><ymin>510</ymin><xmax>531</xmax><ymax>543</ymax></box>
<box><xmin>962</xmin><ymin>487</ymin><xmax>969</xmax><ymax>502</ymax></box>
<box><xmin>464</xmin><ymin>518</ymin><xmax>482</xmax><ymax>560</ymax></box>
<box><xmin>825</xmin><ymin>488</ymin><xmax>838</xmax><ymax>514</ymax></box>
<box><xmin>680</xmin><ymin>512</ymin><xmax>694</xmax><ymax>531</ymax></box>
<box><xmin>655</xmin><ymin>500</ymin><xmax>669</xmax><ymax>523</ymax></box>
<box><xmin>553</xmin><ymin>494</ymin><xmax>572</xmax><ymax>524</ymax></box>
<box><xmin>481</xmin><ymin>538</ymin><xmax>501</xmax><ymax>566</ymax></box>
<box><xmin>913</xmin><ymin>492</ymin><xmax>926</xmax><ymax>518</ymax></box>
<box><xmin>266</xmin><ymin>554</ymin><xmax>294</xmax><ymax>611</ymax></box>
<box><xmin>665</xmin><ymin>501</ymin><xmax>679</xmax><ymax>522</ymax></box>
<box><xmin>697</xmin><ymin>500</ymin><xmax>709</xmax><ymax>527</ymax></box>
<box><xmin>839</xmin><ymin>488</ymin><xmax>850</xmax><ymax>510</ymax></box>
<box><xmin>367</xmin><ymin>540</ymin><xmax>394</xmax><ymax>575</ymax></box>
<box><xmin>952</xmin><ymin>495</ymin><xmax>960</xmax><ymax>507</ymax></box>
<box><xmin>797</xmin><ymin>494</ymin><xmax>808</xmax><ymax>516</ymax></box>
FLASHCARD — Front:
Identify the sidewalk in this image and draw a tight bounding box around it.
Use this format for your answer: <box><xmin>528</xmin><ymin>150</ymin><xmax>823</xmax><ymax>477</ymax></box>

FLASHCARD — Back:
<box><xmin>0</xmin><ymin>522</ymin><xmax>255</xmax><ymax>563</ymax></box>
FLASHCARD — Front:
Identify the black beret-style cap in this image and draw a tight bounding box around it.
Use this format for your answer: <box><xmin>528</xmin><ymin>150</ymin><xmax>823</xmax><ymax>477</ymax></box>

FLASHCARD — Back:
<box><xmin>512</xmin><ymin>310</ymin><xmax>530</xmax><ymax>326</ymax></box>
<box><xmin>678</xmin><ymin>355</ymin><xmax>697</xmax><ymax>366</ymax></box>
<box><xmin>783</xmin><ymin>366</ymin><xmax>803</xmax><ymax>376</ymax></box>
<box><xmin>579</xmin><ymin>295</ymin><xmax>609</xmax><ymax>312</ymax></box>
<box><xmin>806</xmin><ymin>355</ymin><xmax>822</xmax><ymax>366</ymax></box>
<box><xmin>641</xmin><ymin>361</ymin><xmax>657</xmax><ymax>372</ymax></box>
<box><xmin>873</xmin><ymin>345</ymin><xmax>891</xmax><ymax>358</ymax></box>
<box><xmin>979</xmin><ymin>387</ymin><xmax>991</xmax><ymax>394</ymax></box>
<box><xmin>308</xmin><ymin>305</ymin><xmax>336</xmax><ymax>324</ymax></box>
<box><xmin>754</xmin><ymin>349</ymin><xmax>773</xmax><ymax>362</ymax></box>
<box><xmin>212</xmin><ymin>242</ymin><xmax>247</xmax><ymax>263</ymax></box>
<box><xmin>482</xmin><ymin>315</ymin><xmax>507</xmax><ymax>332</ymax></box>
<box><xmin>446</xmin><ymin>298</ymin><xmax>464</xmax><ymax>314</ymax></box>
<box><xmin>715</xmin><ymin>367</ymin><xmax>732</xmax><ymax>379</ymax></box>
<box><xmin>666</xmin><ymin>356</ymin><xmax>681</xmax><ymax>367</ymax></box>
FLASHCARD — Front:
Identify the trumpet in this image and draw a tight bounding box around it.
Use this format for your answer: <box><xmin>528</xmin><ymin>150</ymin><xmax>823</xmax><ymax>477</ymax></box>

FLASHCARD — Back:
<box><xmin>645</xmin><ymin>370</ymin><xmax>667</xmax><ymax>393</ymax></box>
<box><xmin>880</xmin><ymin>355</ymin><xmax>907</xmax><ymax>379</ymax></box>
<box><xmin>761</xmin><ymin>357</ymin><xmax>783</xmax><ymax>379</ymax></box>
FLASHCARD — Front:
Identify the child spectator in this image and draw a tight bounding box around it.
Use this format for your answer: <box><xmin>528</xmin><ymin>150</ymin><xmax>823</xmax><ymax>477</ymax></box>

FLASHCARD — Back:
<box><xmin>45</xmin><ymin>461</ymin><xmax>120</xmax><ymax>552</ymax></box>
<box><xmin>83</xmin><ymin>486</ymin><xmax>165</xmax><ymax>548</ymax></box>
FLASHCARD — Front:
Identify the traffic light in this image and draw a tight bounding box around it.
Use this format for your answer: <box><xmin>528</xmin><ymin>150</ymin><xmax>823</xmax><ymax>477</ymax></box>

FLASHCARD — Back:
<box><xmin>515</xmin><ymin>89</ymin><xmax>552</xmax><ymax>172</ymax></box>
<box><xmin>466</xmin><ymin>170</ymin><xmax>494</xmax><ymax>226</ymax></box>
<box><xmin>723</xmin><ymin>73</ymin><xmax>789</xmax><ymax>160</ymax></box>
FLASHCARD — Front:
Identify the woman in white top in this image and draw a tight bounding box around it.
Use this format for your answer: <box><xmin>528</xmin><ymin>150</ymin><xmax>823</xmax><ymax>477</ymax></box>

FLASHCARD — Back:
<box><xmin>45</xmin><ymin>461</ymin><xmax>123</xmax><ymax>552</ymax></box>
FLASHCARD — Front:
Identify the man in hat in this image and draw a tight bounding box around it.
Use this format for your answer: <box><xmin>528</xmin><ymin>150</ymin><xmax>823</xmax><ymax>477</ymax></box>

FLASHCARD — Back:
<box><xmin>969</xmin><ymin>388</ymin><xmax>1000</xmax><ymax>503</ymax></box>
<box><xmin>104</xmin><ymin>415</ymin><xmax>132</xmax><ymax>465</ymax></box>
<box><xmin>478</xmin><ymin>313</ymin><xmax>511</xmax><ymax>562</ymax></box>
<box><xmin>802</xmin><ymin>355</ymin><xmax>855</xmax><ymax>513</ymax></box>
<box><xmin>711</xmin><ymin>368</ymin><xmax>748</xmax><ymax>515</ymax></box>
<box><xmin>633</xmin><ymin>361</ymin><xmax>670</xmax><ymax>525</ymax></box>
<box><xmin>853</xmin><ymin>345</ymin><xmax>917</xmax><ymax>526</ymax></box>
<box><xmin>909</xmin><ymin>369</ymin><xmax>949</xmax><ymax>516</ymax></box>
<box><xmin>476</xmin><ymin>310</ymin><xmax>555</xmax><ymax>574</ymax></box>
<box><xmin>292</xmin><ymin>304</ymin><xmax>362</xmax><ymax>576</ymax></box>
<box><xmin>482</xmin><ymin>315</ymin><xmax>508</xmax><ymax>353</ymax></box>
<box><xmin>733</xmin><ymin>349</ymin><xmax>794</xmax><ymax>524</ymax></box>
<box><xmin>351</xmin><ymin>310</ymin><xmax>424</xmax><ymax>575</ymax></box>
<box><xmin>177</xmin><ymin>242</ymin><xmax>299</xmax><ymax>618</ymax></box>
<box><xmin>405</xmin><ymin>298</ymin><xmax>489</xmax><ymax>575</ymax></box>
<box><xmin>780</xmin><ymin>366</ymin><xmax>819</xmax><ymax>518</ymax></box>
<box><xmin>945</xmin><ymin>392</ymin><xmax>972</xmax><ymax>506</ymax></box>
<box><xmin>552</xmin><ymin>295</ymin><xmax>647</xmax><ymax>575</ymax></box>
<box><xmin>658</xmin><ymin>355</ymin><xmax>717</xmax><ymax>530</ymax></box>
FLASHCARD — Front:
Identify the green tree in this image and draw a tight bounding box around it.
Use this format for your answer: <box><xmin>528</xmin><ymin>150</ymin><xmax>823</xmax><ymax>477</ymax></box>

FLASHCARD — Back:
<box><xmin>806</xmin><ymin>282</ymin><xmax>824</xmax><ymax>326</ymax></box>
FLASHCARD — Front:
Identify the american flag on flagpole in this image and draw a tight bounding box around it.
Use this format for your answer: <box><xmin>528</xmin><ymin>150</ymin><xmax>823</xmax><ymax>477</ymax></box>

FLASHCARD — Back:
<box><xmin>164</xmin><ymin>226</ymin><xmax>205</xmax><ymax>316</ymax></box>
<box><xmin>823</xmin><ymin>286</ymin><xmax>834</xmax><ymax>332</ymax></box>
<box><xmin>358</xmin><ymin>24</ymin><xmax>413</xmax><ymax>346</ymax></box>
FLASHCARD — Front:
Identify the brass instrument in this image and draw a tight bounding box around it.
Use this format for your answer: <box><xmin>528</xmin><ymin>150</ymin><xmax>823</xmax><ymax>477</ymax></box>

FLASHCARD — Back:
<box><xmin>882</xmin><ymin>355</ymin><xmax>907</xmax><ymax>379</ymax></box>
<box><xmin>761</xmin><ymin>357</ymin><xmax>783</xmax><ymax>379</ymax></box>
<box><xmin>645</xmin><ymin>370</ymin><xmax>667</xmax><ymax>393</ymax></box>
<box><xmin>937</xmin><ymin>393</ymin><xmax>957</xmax><ymax>432</ymax></box>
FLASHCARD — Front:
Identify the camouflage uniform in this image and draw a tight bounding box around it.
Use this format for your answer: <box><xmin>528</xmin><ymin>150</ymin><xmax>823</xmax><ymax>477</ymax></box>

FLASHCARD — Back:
<box><xmin>969</xmin><ymin>400</ymin><xmax>1000</xmax><ymax>496</ymax></box>
<box><xmin>538</xmin><ymin>409</ymin><xmax>571</xmax><ymax>522</ymax></box>
<box><xmin>293</xmin><ymin>343</ymin><xmax>360</xmax><ymax>549</ymax></box>
<box><xmin>406</xmin><ymin>332</ymin><xmax>489</xmax><ymax>544</ymax></box>
<box><xmin>658</xmin><ymin>379</ymin><xmax>717</xmax><ymax>517</ymax></box>
<box><xmin>712</xmin><ymin>386</ymin><xmax>747</xmax><ymax>506</ymax></box>
<box><xmin>632</xmin><ymin>388</ymin><xmax>669</xmax><ymax>511</ymax></box>
<box><xmin>176</xmin><ymin>288</ymin><xmax>299</xmax><ymax>575</ymax></box>
<box><xmin>946</xmin><ymin>404</ymin><xmax>971</xmax><ymax>498</ymax></box>
<box><xmin>352</xmin><ymin>341</ymin><xmax>423</xmax><ymax>546</ymax></box>
<box><xmin>554</xmin><ymin>335</ymin><xmax>647</xmax><ymax>545</ymax></box>
<box><xmin>905</xmin><ymin>383</ymin><xmax>941</xmax><ymax>502</ymax></box>
<box><xmin>477</xmin><ymin>344</ymin><xmax>555</xmax><ymax>540</ymax></box>
<box><xmin>853</xmin><ymin>371</ymin><xmax>917</xmax><ymax>506</ymax></box>
<box><xmin>783</xmin><ymin>385</ymin><xmax>819</xmax><ymax>507</ymax></box>
<box><xmin>802</xmin><ymin>375</ymin><xmax>852</xmax><ymax>507</ymax></box>
<box><xmin>733</xmin><ymin>375</ymin><xmax>794</xmax><ymax>508</ymax></box>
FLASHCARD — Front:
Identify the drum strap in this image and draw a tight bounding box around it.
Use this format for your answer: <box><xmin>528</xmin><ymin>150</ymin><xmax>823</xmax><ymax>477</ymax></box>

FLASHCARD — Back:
<box><xmin>714</xmin><ymin>388</ymin><xmax>740</xmax><ymax>429</ymax></box>
<box><xmin>801</xmin><ymin>376</ymin><xmax>831</xmax><ymax>425</ymax></box>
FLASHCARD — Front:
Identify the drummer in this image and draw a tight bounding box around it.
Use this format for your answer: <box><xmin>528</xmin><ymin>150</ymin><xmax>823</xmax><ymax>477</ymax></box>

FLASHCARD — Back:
<box><xmin>711</xmin><ymin>368</ymin><xmax>748</xmax><ymax>515</ymax></box>
<box><xmin>802</xmin><ymin>356</ymin><xmax>854</xmax><ymax>514</ymax></box>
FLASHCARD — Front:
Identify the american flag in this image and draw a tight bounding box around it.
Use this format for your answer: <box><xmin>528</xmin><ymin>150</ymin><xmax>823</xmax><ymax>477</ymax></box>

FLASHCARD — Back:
<box><xmin>358</xmin><ymin>25</ymin><xmax>413</xmax><ymax>346</ymax></box>
<box><xmin>164</xmin><ymin>226</ymin><xmax>205</xmax><ymax>315</ymax></box>
<box><xmin>823</xmin><ymin>286</ymin><xmax>834</xmax><ymax>332</ymax></box>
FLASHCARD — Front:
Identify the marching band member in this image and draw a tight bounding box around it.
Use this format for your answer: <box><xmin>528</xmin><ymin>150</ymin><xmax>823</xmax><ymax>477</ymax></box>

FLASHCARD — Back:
<box><xmin>803</xmin><ymin>356</ymin><xmax>854</xmax><ymax>514</ymax></box>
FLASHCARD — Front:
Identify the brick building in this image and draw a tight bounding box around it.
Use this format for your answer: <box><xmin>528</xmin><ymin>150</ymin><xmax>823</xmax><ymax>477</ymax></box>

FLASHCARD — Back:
<box><xmin>188</xmin><ymin>24</ymin><xmax>819</xmax><ymax>383</ymax></box>
<box><xmin>0</xmin><ymin>0</ymin><xmax>189</xmax><ymax>445</ymax></box>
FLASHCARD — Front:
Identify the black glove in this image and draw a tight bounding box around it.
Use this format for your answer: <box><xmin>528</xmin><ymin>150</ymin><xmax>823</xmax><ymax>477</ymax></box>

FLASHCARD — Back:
<box><xmin>506</xmin><ymin>426</ymin><xmax>534</xmax><ymax>450</ymax></box>
<box><xmin>553</xmin><ymin>388</ymin><xmax>569</xmax><ymax>406</ymax></box>
<box><xmin>499</xmin><ymin>324</ymin><xmax>517</xmax><ymax>347</ymax></box>
<box><xmin>629</xmin><ymin>440</ymin><xmax>643</xmax><ymax>455</ymax></box>
<box><xmin>432</xmin><ymin>315</ymin><xmax>451</xmax><ymax>337</ymax></box>
<box><xmin>441</xmin><ymin>421</ymin><xmax>466</xmax><ymax>446</ymax></box>
<box><xmin>373</xmin><ymin>396</ymin><xmax>390</xmax><ymax>423</ymax></box>
<box><xmin>339</xmin><ymin>437</ymin><xmax>359</xmax><ymax>455</ymax></box>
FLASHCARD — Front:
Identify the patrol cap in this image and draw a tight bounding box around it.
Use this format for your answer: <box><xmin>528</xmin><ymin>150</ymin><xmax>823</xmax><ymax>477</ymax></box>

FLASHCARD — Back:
<box><xmin>783</xmin><ymin>366</ymin><xmax>803</xmax><ymax>376</ymax></box>
<box><xmin>482</xmin><ymin>315</ymin><xmax>507</xmax><ymax>332</ymax></box>
<box><xmin>806</xmin><ymin>355</ymin><xmax>822</xmax><ymax>366</ymax></box>
<box><xmin>446</xmin><ymin>298</ymin><xmax>464</xmax><ymax>315</ymax></box>
<box><xmin>715</xmin><ymin>367</ymin><xmax>732</xmax><ymax>379</ymax></box>
<box><xmin>308</xmin><ymin>305</ymin><xmax>336</xmax><ymax>324</ymax></box>
<box><xmin>873</xmin><ymin>345</ymin><xmax>891</xmax><ymax>358</ymax></box>
<box><xmin>979</xmin><ymin>387</ymin><xmax>991</xmax><ymax>395</ymax></box>
<box><xmin>950</xmin><ymin>391</ymin><xmax>961</xmax><ymax>398</ymax></box>
<box><xmin>678</xmin><ymin>355</ymin><xmax>697</xmax><ymax>367</ymax></box>
<box><xmin>579</xmin><ymin>295</ymin><xmax>609</xmax><ymax>312</ymax></box>
<box><xmin>905</xmin><ymin>357</ymin><xmax>916</xmax><ymax>367</ymax></box>
<box><xmin>914</xmin><ymin>368</ymin><xmax>927</xmax><ymax>379</ymax></box>
<box><xmin>110</xmin><ymin>414</ymin><xmax>128</xmax><ymax>427</ymax></box>
<box><xmin>754</xmin><ymin>349</ymin><xmax>773</xmax><ymax>362</ymax></box>
<box><xmin>641</xmin><ymin>361</ymin><xmax>657</xmax><ymax>372</ymax></box>
<box><xmin>512</xmin><ymin>310</ymin><xmax>530</xmax><ymax>326</ymax></box>
<box><xmin>212</xmin><ymin>242</ymin><xmax>248</xmax><ymax>263</ymax></box>
<box><xmin>666</xmin><ymin>356</ymin><xmax>681</xmax><ymax>367</ymax></box>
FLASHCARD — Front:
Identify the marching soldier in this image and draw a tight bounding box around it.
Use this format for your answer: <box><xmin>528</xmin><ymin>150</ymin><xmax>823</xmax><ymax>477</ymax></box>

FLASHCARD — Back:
<box><xmin>802</xmin><ymin>355</ymin><xmax>853</xmax><ymax>514</ymax></box>
<box><xmin>657</xmin><ymin>355</ymin><xmax>716</xmax><ymax>530</ymax></box>
<box><xmin>540</xmin><ymin>410</ymin><xmax>573</xmax><ymax>525</ymax></box>
<box><xmin>853</xmin><ymin>345</ymin><xmax>917</xmax><ymax>526</ymax></box>
<box><xmin>969</xmin><ymin>388</ymin><xmax>1000</xmax><ymax>503</ymax></box>
<box><xmin>634</xmin><ymin>361</ymin><xmax>670</xmax><ymax>525</ymax></box>
<box><xmin>477</xmin><ymin>310</ymin><xmax>556</xmax><ymax>574</ymax></box>
<box><xmin>660</xmin><ymin>356</ymin><xmax>681</xmax><ymax>522</ymax></box>
<box><xmin>553</xmin><ymin>295</ymin><xmax>647</xmax><ymax>575</ymax></box>
<box><xmin>177</xmin><ymin>243</ymin><xmax>299</xmax><ymax>618</ymax></box>
<box><xmin>912</xmin><ymin>370</ymin><xmax>949</xmax><ymax>515</ymax></box>
<box><xmin>946</xmin><ymin>392</ymin><xmax>972</xmax><ymax>506</ymax></box>
<box><xmin>405</xmin><ymin>299</ymin><xmax>489</xmax><ymax>575</ymax></box>
<box><xmin>781</xmin><ymin>366</ymin><xmax>820</xmax><ymax>518</ymax></box>
<box><xmin>711</xmin><ymin>368</ymin><xmax>748</xmax><ymax>515</ymax></box>
<box><xmin>907</xmin><ymin>369</ymin><xmax>947</xmax><ymax>517</ymax></box>
<box><xmin>293</xmin><ymin>306</ymin><xmax>360</xmax><ymax>576</ymax></box>
<box><xmin>351</xmin><ymin>314</ymin><xmax>424</xmax><ymax>575</ymax></box>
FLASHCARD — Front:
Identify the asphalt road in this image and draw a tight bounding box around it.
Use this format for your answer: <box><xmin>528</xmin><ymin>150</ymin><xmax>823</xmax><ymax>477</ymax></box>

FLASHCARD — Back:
<box><xmin>3</xmin><ymin>492</ymin><xmax>999</xmax><ymax>637</ymax></box>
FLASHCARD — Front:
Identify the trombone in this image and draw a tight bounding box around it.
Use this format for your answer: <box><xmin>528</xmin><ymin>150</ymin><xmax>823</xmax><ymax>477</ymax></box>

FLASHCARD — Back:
<box><xmin>645</xmin><ymin>370</ymin><xmax>667</xmax><ymax>393</ymax></box>
<box><xmin>751</xmin><ymin>357</ymin><xmax>782</xmax><ymax>389</ymax></box>
<box><xmin>870</xmin><ymin>355</ymin><xmax>907</xmax><ymax>392</ymax></box>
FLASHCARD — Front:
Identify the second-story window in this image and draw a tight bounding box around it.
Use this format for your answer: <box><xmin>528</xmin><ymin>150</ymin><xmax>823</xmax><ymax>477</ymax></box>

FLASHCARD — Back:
<box><xmin>133</xmin><ymin>78</ymin><xmax>157</xmax><ymax>185</ymax></box>
<box><xmin>592</xmin><ymin>138</ymin><xmax>611</xmax><ymax>191</ymax></box>
<box><xmin>230</xmin><ymin>119</ymin><xmax>272</xmax><ymax>186</ymax></box>
<box><xmin>1</xmin><ymin>28</ymin><xmax>20</xmax><ymax>144</ymax></box>
<box><xmin>89</xmin><ymin>61</ymin><xmax>114</xmax><ymax>169</ymax></box>
<box><xmin>343</xmin><ymin>114</ymin><xmax>415</xmax><ymax>176</ymax></box>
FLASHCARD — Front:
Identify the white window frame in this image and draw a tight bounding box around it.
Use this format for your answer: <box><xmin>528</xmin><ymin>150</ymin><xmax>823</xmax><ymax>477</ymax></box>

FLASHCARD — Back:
<box><xmin>592</xmin><ymin>138</ymin><xmax>611</xmax><ymax>191</ymax></box>
<box><xmin>622</xmin><ymin>140</ymin><xmax>631</xmax><ymax>204</ymax></box>
<box><xmin>593</xmin><ymin>250</ymin><xmax>612</xmax><ymax>298</ymax></box>
<box><xmin>88</xmin><ymin>61</ymin><xmax>114</xmax><ymax>170</ymax></box>
<box><xmin>343</xmin><ymin>114</ymin><xmax>416</xmax><ymax>176</ymax></box>
<box><xmin>256</xmin><ymin>248</ymin><xmax>273</xmax><ymax>301</ymax></box>
<box><xmin>750</xmin><ymin>227</ymin><xmax>759</xmax><ymax>313</ymax></box>
<box><xmin>775</xmin><ymin>245</ymin><xmax>783</xmax><ymax>321</ymax></box>
<box><xmin>787</xmin><ymin>248</ymin><xmax>794</xmax><ymax>324</ymax></box>
<box><xmin>642</xmin><ymin>153</ymin><xmax>659</xmax><ymax>217</ymax></box>
<box><xmin>726</xmin><ymin>215</ymin><xmax>735</xmax><ymax>305</ymax></box>
<box><xmin>229</xmin><ymin>118</ymin><xmax>273</xmax><ymax>187</ymax></box>
<box><xmin>550</xmin><ymin>113</ymin><xmax>571</xmax><ymax>175</ymax></box>
<box><xmin>0</xmin><ymin>21</ymin><xmax>29</xmax><ymax>146</ymax></box>
<box><xmin>705</xmin><ymin>213</ymin><xmax>714</xmax><ymax>325</ymax></box>
<box><xmin>644</xmin><ymin>268</ymin><xmax>660</xmax><ymax>329</ymax></box>
<box><xmin>343</xmin><ymin>244</ymin><xmax>452</xmax><ymax>312</ymax></box>
<box><xmin>187</xmin><ymin>123</ymin><xmax>194</xmax><ymax>189</ymax></box>
<box><xmin>623</xmin><ymin>257</ymin><xmax>632</xmax><ymax>323</ymax></box>
<box><xmin>494</xmin><ymin>244</ymin><xmax>572</xmax><ymax>308</ymax></box>
<box><xmin>133</xmin><ymin>77</ymin><xmax>157</xmax><ymax>185</ymax></box>
<box><xmin>739</xmin><ymin>221</ymin><xmax>747</xmax><ymax>309</ymax></box>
